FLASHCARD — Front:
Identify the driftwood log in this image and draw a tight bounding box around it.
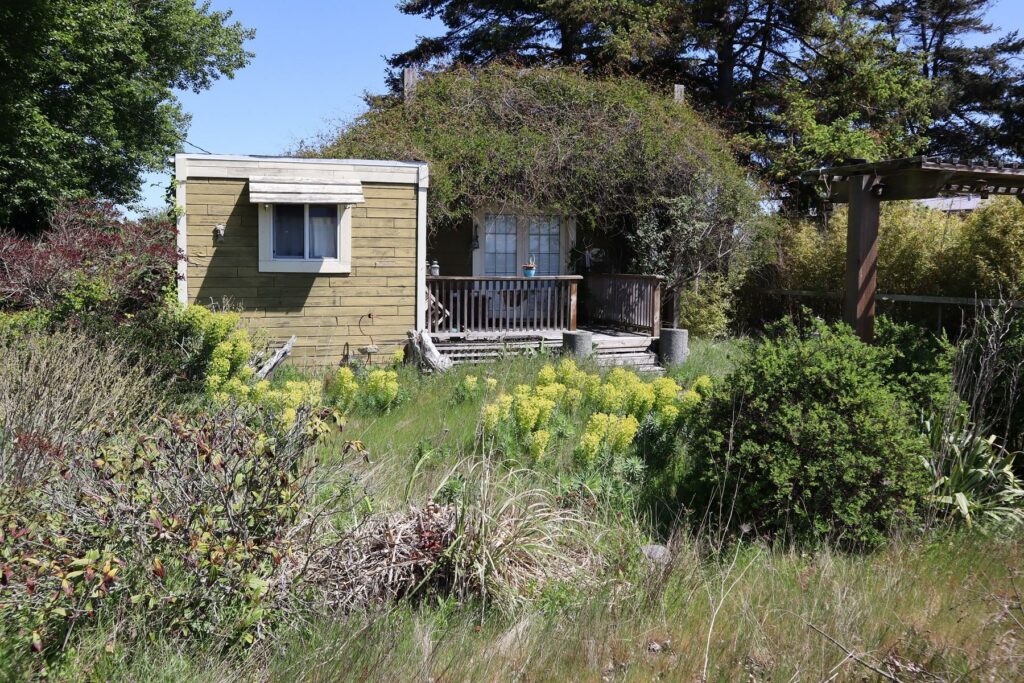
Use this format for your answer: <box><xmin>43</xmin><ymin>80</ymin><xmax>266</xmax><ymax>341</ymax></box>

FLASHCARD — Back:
<box><xmin>407</xmin><ymin>329</ymin><xmax>452</xmax><ymax>373</ymax></box>
<box><xmin>256</xmin><ymin>335</ymin><xmax>296</xmax><ymax>380</ymax></box>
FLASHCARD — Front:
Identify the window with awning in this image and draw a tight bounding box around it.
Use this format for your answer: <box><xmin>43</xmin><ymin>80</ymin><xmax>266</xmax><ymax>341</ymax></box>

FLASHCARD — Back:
<box><xmin>252</xmin><ymin>176</ymin><xmax>364</xmax><ymax>274</ymax></box>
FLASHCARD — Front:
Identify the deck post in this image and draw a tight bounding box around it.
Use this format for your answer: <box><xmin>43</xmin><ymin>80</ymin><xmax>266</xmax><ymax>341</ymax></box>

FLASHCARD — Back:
<box><xmin>563</xmin><ymin>330</ymin><xmax>592</xmax><ymax>358</ymax></box>
<box><xmin>658</xmin><ymin>328</ymin><xmax>689</xmax><ymax>366</ymax></box>
<box><xmin>568</xmin><ymin>281</ymin><xmax>578</xmax><ymax>331</ymax></box>
<box><xmin>845</xmin><ymin>174</ymin><xmax>880</xmax><ymax>343</ymax></box>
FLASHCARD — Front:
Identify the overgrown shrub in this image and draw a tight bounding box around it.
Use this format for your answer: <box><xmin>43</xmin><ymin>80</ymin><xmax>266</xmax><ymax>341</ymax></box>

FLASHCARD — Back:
<box><xmin>0</xmin><ymin>405</ymin><xmax>332</xmax><ymax>672</ymax></box>
<box><xmin>686</xmin><ymin>318</ymin><xmax>930</xmax><ymax>548</ymax></box>
<box><xmin>309</xmin><ymin>65</ymin><xmax>754</xmax><ymax>235</ymax></box>
<box><xmin>0</xmin><ymin>200</ymin><xmax>176</xmax><ymax>323</ymax></box>
<box><xmin>0</xmin><ymin>328</ymin><xmax>159</xmax><ymax>489</ymax></box>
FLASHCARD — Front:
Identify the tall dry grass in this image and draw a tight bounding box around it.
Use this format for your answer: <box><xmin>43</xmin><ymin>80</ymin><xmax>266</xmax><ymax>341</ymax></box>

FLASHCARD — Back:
<box><xmin>0</xmin><ymin>328</ymin><xmax>159</xmax><ymax>488</ymax></box>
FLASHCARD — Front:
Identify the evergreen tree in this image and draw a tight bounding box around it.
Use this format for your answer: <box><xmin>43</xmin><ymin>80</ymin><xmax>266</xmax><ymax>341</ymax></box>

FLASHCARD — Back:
<box><xmin>864</xmin><ymin>0</ymin><xmax>1024</xmax><ymax>159</ymax></box>
<box><xmin>391</xmin><ymin>0</ymin><xmax>1021</xmax><ymax>185</ymax></box>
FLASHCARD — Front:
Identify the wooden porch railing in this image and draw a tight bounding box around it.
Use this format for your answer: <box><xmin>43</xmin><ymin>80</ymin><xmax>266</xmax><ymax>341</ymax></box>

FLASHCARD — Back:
<box><xmin>580</xmin><ymin>274</ymin><xmax>663</xmax><ymax>336</ymax></box>
<box><xmin>426</xmin><ymin>276</ymin><xmax>581</xmax><ymax>336</ymax></box>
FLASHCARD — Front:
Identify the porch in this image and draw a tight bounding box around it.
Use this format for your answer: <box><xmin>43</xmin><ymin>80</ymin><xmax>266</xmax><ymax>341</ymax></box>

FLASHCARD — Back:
<box><xmin>425</xmin><ymin>273</ymin><xmax>663</xmax><ymax>370</ymax></box>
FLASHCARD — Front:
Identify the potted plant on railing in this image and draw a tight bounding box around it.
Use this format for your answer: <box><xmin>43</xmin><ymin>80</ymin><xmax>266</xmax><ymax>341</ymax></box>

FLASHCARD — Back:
<box><xmin>522</xmin><ymin>256</ymin><xmax>537</xmax><ymax>277</ymax></box>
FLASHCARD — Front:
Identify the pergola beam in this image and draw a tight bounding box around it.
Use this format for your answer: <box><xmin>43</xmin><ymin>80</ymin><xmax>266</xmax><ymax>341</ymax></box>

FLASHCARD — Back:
<box><xmin>801</xmin><ymin>155</ymin><xmax>1024</xmax><ymax>343</ymax></box>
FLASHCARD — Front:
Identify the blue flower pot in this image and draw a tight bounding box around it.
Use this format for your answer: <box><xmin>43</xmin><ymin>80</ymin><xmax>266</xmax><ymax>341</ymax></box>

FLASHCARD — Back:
<box><xmin>522</xmin><ymin>266</ymin><xmax>536</xmax><ymax>277</ymax></box>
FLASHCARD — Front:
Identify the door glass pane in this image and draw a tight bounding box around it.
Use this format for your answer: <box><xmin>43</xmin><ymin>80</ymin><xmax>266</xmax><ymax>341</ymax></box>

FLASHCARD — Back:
<box><xmin>308</xmin><ymin>204</ymin><xmax>338</xmax><ymax>258</ymax></box>
<box><xmin>484</xmin><ymin>214</ymin><xmax>517</xmax><ymax>275</ymax></box>
<box><xmin>528</xmin><ymin>216</ymin><xmax>561</xmax><ymax>275</ymax></box>
<box><xmin>273</xmin><ymin>204</ymin><xmax>305</xmax><ymax>258</ymax></box>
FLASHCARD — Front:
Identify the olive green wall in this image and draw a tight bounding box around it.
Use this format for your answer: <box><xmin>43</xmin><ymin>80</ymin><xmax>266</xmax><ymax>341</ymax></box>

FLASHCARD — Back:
<box><xmin>185</xmin><ymin>178</ymin><xmax>417</xmax><ymax>365</ymax></box>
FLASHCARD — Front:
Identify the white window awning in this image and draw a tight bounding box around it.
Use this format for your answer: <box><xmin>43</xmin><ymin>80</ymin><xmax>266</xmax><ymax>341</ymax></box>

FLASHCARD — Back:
<box><xmin>248</xmin><ymin>176</ymin><xmax>365</xmax><ymax>204</ymax></box>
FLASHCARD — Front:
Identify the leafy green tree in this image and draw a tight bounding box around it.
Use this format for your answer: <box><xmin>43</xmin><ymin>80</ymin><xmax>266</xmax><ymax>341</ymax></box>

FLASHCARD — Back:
<box><xmin>0</xmin><ymin>0</ymin><xmax>254</xmax><ymax>231</ymax></box>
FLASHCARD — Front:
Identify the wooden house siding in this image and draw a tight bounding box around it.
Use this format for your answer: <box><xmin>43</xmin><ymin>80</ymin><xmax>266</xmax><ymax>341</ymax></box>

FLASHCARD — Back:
<box><xmin>184</xmin><ymin>177</ymin><xmax>419</xmax><ymax>365</ymax></box>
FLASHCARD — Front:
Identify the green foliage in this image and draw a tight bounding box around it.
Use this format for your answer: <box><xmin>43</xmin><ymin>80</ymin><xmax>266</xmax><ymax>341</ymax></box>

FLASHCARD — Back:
<box><xmin>923</xmin><ymin>412</ymin><xmax>1024</xmax><ymax>529</ymax></box>
<box><xmin>747</xmin><ymin>12</ymin><xmax>932</xmax><ymax>187</ymax></box>
<box><xmin>677</xmin><ymin>273</ymin><xmax>733</xmax><ymax>338</ymax></box>
<box><xmin>0</xmin><ymin>402</ymin><xmax>332</xmax><ymax>669</ymax></box>
<box><xmin>687</xmin><ymin>318</ymin><xmax>931</xmax><ymax>548</ymax></box>
<box><xmin>778</xmin><ymin>198</ymin><xmax>1024</xmax><ymax>299</ymax></box>
<box><xmin>954</xmin><ymin>197</ymin><xmax>1024</xmax><ymax>299</ymax></box>
<box><xmin>866</xmin><ymin>0</ymin><xmax>1024</xmax><ymax>160</ymax></box>
<box><xmin>0</xmin><ymin>0</ymin><xmax>254</xmax><ymax>229</ymax></box>
<box><xmin>875</xmin><ymin>316</ymin><xmax>955</xmax><ymax>413</ymax></box>
<box><xmin>307</xmin><ymin>65</ymin><xmax>755</xmax><ymax>235</ymax></box>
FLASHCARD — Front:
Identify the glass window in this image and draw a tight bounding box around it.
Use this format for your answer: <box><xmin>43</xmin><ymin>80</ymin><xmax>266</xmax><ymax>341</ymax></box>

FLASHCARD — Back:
<box><xmin>272</xmin><ymin>204</ymin><xmax>339</xmax><ymax>260</ymax></box>
<box><xmin>484</xmin><ymin>214</ymin><xmax>517</xmax><ymax>275</ymax></box>
<box><xmin>273</xmin><ymin>204</ymin><xmax>305</xmax><ymax>258</ymax></box>
<box><xmin>528</xmin><ymin>216</ymin><xmax>561</xmax><ymax>275</ymax></box>
<box><xmin>308</xmin><ymin>204</ymin><xmax>338</xmax><ymax>258</ymax></box>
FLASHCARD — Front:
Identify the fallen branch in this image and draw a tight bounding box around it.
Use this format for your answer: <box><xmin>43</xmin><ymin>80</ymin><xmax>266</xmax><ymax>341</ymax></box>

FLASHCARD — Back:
<box><xmin>256</xmin><ymin>335</ymin><xmax>296</xmax><ymax>380</ymax></box>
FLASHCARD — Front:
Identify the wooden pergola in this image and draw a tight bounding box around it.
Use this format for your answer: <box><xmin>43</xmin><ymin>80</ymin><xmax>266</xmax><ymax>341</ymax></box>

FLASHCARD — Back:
<box><xmin>801</xmin><ymin>156</ymin><xmax>1024</xmax><ymax>342</ymax></box>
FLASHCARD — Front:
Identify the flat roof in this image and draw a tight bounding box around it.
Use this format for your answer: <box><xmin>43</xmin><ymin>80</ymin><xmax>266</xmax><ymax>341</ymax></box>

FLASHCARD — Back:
<box><xmin>174</xmin><ymin>153</ymin><xmax>427</xmax><ymax>169</ymax></box>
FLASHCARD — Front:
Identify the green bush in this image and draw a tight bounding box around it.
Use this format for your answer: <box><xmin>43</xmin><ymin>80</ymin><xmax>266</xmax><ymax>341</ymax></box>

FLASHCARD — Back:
<box><xmin>686</xmin><ymin>318</ymin><xmax>931</xmax><ymax>548</ymax></box>
<box><xmin>677</xmin><ymin>273</ymin><xmax>733</xmax><ymax>338</ymax></box>
<box><xmin>875</xmin><ymin>316</ymin><xmax>955</xmax><ymax>412</ymax></box>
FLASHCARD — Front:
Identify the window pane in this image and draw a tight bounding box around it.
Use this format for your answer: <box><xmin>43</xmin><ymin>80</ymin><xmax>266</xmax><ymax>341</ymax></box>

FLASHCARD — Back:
<box><xmin>273</xmin><ymin>204</ymin><xmax>305</xmax><ymax>258</ymax></box>
<box><xmin>484</xmin><ymin>214</ymin><xmax>517</xmax><ymax>275</ymax></box>
<box><xmin>308</xmin><ymin>204</ymin><xmax>338</xmax><ymax>258</ymax></box>
<box><xmin>528</xmin><ymin>216</ymin><xmax>560</xmax><ymax>275</ymax></box>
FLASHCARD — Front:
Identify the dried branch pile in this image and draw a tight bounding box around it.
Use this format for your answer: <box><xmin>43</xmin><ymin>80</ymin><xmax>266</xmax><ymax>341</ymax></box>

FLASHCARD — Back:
<box><xmin>299</xmin><ymin>504</ymin><xmax>458</xmax><ymax>613</ymax></box>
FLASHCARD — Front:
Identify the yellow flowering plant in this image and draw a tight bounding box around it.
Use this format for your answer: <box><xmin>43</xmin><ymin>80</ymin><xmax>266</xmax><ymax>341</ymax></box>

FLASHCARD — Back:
<box><xmin>480</xmin><ymin>358</ymin><xmax>710</xmax><ymax>469</ymax></box>
<box><xmin>364</xmin><ymin>369</ymin><xmax>402</xmax><ymax>412</ymax></box>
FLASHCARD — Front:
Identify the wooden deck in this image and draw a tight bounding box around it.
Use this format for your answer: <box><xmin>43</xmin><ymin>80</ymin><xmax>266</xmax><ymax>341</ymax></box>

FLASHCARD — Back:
<box><xmin>425</xmin><ymin>274</ymin><xmax>665</xmax><ymax>371</ymax></box>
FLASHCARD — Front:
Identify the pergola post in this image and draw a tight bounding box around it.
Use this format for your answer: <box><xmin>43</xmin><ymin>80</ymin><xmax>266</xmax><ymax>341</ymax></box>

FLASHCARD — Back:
<box><xmin>845</xmin><ymin>174</ymin><xmax>880</xmax><ymax>342</ymax></box>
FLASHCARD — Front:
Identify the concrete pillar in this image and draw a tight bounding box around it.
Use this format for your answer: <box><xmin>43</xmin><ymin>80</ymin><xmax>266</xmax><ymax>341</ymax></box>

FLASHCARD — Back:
<box><xmin>562</xmin><ymin>330</ymin><xmax>593</xmax><ymax>358</ymax></box>
<box><xmin>658</xmin><ymin>328</ymin><xmax>689</xmax><ymax>366</ymax></box>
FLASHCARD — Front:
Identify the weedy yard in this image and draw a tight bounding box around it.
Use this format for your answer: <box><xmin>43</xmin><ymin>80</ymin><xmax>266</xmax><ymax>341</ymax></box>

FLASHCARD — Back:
<box><xmin>3</xmin><ymin>321</ymin><xmax>1022</xmax><ymax>682</ymax></box>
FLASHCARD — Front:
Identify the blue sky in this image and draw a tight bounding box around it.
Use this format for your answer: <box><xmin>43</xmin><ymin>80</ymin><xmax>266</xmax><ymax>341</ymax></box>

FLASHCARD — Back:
<box><xmin>137</xmin><ymin>2</ymin><xmax>441</xmax><ymax>211</ymax></box>
<box><xmin>138</xmin><ymin>0</ymin><xmax>1021</xmax><ymax>212</ymax></box>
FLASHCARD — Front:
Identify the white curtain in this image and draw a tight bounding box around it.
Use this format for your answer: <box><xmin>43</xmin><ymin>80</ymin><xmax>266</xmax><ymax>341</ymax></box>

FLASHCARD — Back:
<box><xmin>308</xmin><ymin>204</ymin><xmax>338</xmax><ymax>258</ymax></box>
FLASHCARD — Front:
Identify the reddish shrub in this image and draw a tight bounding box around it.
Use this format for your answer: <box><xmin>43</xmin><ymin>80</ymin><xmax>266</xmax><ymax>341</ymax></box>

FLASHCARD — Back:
<box><xmin>0</xmin><ymin>200</ymin><xmax>178</xmax><ymax>317</ymax></box>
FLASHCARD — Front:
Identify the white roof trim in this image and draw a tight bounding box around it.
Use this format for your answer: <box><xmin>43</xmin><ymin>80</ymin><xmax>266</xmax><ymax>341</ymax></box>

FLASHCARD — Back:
<box><xmin>248</xmin><ymin>176</ymin><xmax>365</xmax><ymax>204</ymax></box>
<box><xmin>174</xmin><ymin>153</ymin><xmax>427</xmax><ymax>171</ymax></box>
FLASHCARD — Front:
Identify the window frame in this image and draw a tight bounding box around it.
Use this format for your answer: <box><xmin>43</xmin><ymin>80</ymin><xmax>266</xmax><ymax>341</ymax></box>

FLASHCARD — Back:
<box><xmin>258</xmin><ymin>202</ymin><xmax>352</xmax><ymax>274</ymax></box>
<box><xmin>472</xmin><ymin>209</ymin><xmax>574</xmax><ymax>277</ymax></box>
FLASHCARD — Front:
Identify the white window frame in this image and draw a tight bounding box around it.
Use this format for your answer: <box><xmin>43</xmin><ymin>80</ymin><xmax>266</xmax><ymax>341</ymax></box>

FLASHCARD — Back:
<box><xmin>258</xmin><ymin>202</ymin><xmax>352</xmax><ymax>274</ymax></box>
